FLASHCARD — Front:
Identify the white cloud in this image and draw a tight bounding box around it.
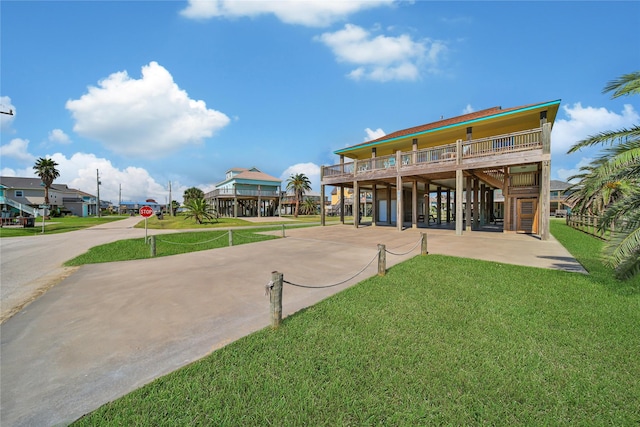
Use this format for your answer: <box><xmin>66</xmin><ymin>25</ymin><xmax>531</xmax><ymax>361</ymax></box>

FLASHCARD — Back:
<box><xmin>552</xmin><ymin>103</ymin><xmax>639</xmax><ymax>155</ymax></box>
<box><xmin>280</xmin><ymin>162</ymin><xmax>321</xmax><ymax>193</ymax></box>
<box><xmin>316</xmin><ymin>24</ymin><xmax>445</xmax><ymax>82</ymax></box>
<box><xmin>0</xmin><ymin>96</ymin><xmax>16</xmax><ymax>132</ymax></box>
<box><xmin>556</xmin><ymin>157</ymin><xmax>594</xmax><ymax>183</ymax></box>
<box><xmin>48</xmin><ymin>129</ymin><xmax>71</xmax><ymax>145</ymax></box>
<box><xmin>180</xmin><ymin>0</ymin><xmax>394</xmax><ymax>27</ymax></box>
<box><xmin>462</xmin><ymin>104</ymin><xmax>474</xmax><ymax>114</ymax></box>
<box><xmin>0</xmin><ymin>138</ymin><xmax>35</xmax><ymax>163</ymax></box>
<box><xmin>65</xmin><ymin>61</ymin><xmax>230</xmax><ymax>158</ymax></box>
<box><xmin>364</xmin><ymin>127</ymin><xmax>386</xmax><ymax>142</ymax></box>
<box><xmin>46</xmin><ymin>152</ymin><xmax>169</xmax><ymax>204</ymax></box>
<box><xmin>551</xmin><ymin>102</ymin><xmax>639</xmax><ymax>182</ymax></box>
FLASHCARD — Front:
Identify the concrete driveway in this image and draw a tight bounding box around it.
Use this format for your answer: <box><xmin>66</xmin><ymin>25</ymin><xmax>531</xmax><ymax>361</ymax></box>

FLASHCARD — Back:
<box><xmin>0</xmin><ymin>219</ymin><xmax>585</xmax><ymax>426</ymax></box>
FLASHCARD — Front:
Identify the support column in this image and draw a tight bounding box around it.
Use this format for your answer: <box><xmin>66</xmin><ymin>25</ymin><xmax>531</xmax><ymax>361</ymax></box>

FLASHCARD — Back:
<box><xmin>257</xmin><ymin>185</ymin><xmax>262</xmax><ymax>217</ymax></box>
<box><xmin>339</xmin><ymin>156</ymin><xmax>345</xmax><ymax>224</ymax></box>
<box><xmin>466</xmin><ymin>176</ymin><xmax>472</xmax><ymax>232</ymax></box>
<box><xmin>340</xmin><ymin>185</ymin><xmax>345</xmax><ymax>224</ymax></box>
<box><xmin>504</xmin><ymin>169</ymin><xmax>511</xmax><ymax>233</ymax></box>
<box><xmin>386</xmin><ymin>185</ymin><xmax>392</xmax><ymax>225</ymax></box>
<box><xmin>396</xmin><ymin>174</ymin><xmax>403</xmax><ymax>231</ymax></box>
<box><xmin>371</xmin><ymin>183</ymin><xmax>377</xmax><ymax>226</ymax></box>
<box><xmin>436</xmin><ymin>186</ymin><xmax>442</xmax><ymax>225</ymax></box>
<box><xmin>233</xmin><ymin>184</ymin><xmax>238</xmax><ymax>218</ymax></box>
<box><xmin>411</xmin><ymin>180</ymin><xmax>418</xmax><ymax>229</ymax></box>
<box><xmin>455</xmin><ymin>169</ymin><xmax>463</xmax><ymax>235</ymax></box>
<box><xmin>473</xmin><ymin>178</ymin><xmax>479</xmax><ymax>230</ymax></box>
<box><xmin>353</xmin><ymin>180</ymin><xmax>360</xmax><ymax>228</ymax></box>
<box><xmin>540</xmin><ymin>121</ymin><xmax>551</xmax><ymax>240</ymax></box>
<box><xmin>480</xmin><ymin>184</ymin><xmax>486</xmax><ymax>225</ymax></box>
<box><xmin>446</xmin><ymin>189</ymin><xmax>451</xmax><ymax>223</ymax></box>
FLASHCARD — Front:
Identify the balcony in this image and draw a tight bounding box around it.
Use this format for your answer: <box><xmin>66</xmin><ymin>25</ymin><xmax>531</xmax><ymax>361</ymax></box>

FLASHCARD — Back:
<box><xmin>322</xmin><ymin>128</ymin><xmax>544</xmax><ymax>185</ymax></box>
<box><xmin>205</xmin><ymin>188</ymin><xmax>280</xmax><ymax>198</ymax></box>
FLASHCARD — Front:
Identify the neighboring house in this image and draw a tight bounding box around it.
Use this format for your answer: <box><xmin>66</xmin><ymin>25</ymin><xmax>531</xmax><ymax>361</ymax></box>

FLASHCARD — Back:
<box><xmin>320</xmin><ymin>99</ymin><xmax>560</xmax><ymax>240</ymax></box>
<box><xmin>118</xmin><ymin>200</ymin><xmax>165</xmax><ymax>215</ymax></box>
<box><xmin>328</xmin><ymin>187</ymin><xmax>371</xmax><ymax>216</ymax></box>
<box><xmin>204</xmin><ymin>167</ymin><xmax>281</xmax><ymax>217</ymax></box>
<box><xmin>550</xmin><ymin>180</ymin><xmax>573</xmax><ymax>215</ymax></box>
<box><xmin>0</xmin><ymin>176</ymin><xmax>97</xmax><ymax>217</ymax></box>
<box><xmin>280</xmin><ymin>191</ymin><xmax>328</xmax><ymax>215</ymax></box>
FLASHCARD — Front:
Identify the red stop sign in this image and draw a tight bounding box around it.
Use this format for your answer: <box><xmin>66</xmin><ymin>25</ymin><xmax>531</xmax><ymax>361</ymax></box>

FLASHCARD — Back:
<box><xmin>140</xmin><ymin>206</ymin><xmax>154</xmax><ymax>218</ymax></box>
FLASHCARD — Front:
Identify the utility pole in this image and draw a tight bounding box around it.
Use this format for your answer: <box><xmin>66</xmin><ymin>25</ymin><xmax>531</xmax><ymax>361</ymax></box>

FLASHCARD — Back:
<box><xmin>168</xmin><ymin>181</ymin><xmax>172</xmax><ymax>216</ymax></box>
<box><xmin>96</xmin><ymin>169</ymin><xmax>101</xmax><ymax>217</ymax></box>
<box><xmin>118</xmin><ymin>184</ymin><xmax>122</xmax><ymax>215</ymax></box>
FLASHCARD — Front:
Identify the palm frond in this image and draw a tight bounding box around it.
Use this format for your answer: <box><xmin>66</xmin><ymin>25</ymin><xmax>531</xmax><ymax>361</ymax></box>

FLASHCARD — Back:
<box><xmin>602</xmin><ymin>71</ymin><xmax>640</xmax><ymax>98</ymax></box>
<box><xmin>568</xmin><ymin>125</ymin><xmax>640</xmax><ymax>153</ymax></box>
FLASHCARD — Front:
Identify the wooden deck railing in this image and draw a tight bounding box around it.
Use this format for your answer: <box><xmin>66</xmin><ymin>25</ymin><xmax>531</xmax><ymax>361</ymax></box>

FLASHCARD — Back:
<box><xmin>322</xmin><ymin>128</ymin><xmax>543</xmax><ymax>181</ymax></box>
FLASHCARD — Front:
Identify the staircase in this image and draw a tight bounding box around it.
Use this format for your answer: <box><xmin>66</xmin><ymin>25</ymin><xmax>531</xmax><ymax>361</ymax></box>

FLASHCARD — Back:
<box><xmin>0</xmin><ymin>196</ymin><xmax>39</xmax><ymax>216</ymax></box>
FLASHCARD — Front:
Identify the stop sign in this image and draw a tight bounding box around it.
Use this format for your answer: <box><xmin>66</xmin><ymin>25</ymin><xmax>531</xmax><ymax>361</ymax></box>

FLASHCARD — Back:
<box><xmin>140</xmin><ymin>206</ymin><xmax>154</xmax><ymax>218</ymax></box>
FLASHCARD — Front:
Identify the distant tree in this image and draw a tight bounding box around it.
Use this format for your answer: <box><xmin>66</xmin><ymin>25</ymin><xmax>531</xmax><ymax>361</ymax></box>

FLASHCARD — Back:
<box><xmin>300</xmin><ymin>198</ymin><xmax>318</xmax><ymax>215</ymax></box>
<box><xmin>567</xmin><ymin>71</ymin><xmax>640</xmax><ymax>279</ymax></box>
<box><xmin>170</xmin><ymin>200</ymin><xmax>180</xmax><ymax>216</ymax></box>
<box><xmin>286</xmin><ymin>173</ymin><xmax>312</xmax><ymax>218</ymax></box>
<box><xmin>183</xmin><ymin>187</ymin><xmax>204</xmax><ymax>205</ymax></box>
<box><xmin>33</xmin><ymin>157</ymin><xmax>60</xmax><ymax>206</ymax></box>
<box><xmin>183</xmin><ymin>198</ymin><xmax>217</xmax><ymax>224</ymax></box>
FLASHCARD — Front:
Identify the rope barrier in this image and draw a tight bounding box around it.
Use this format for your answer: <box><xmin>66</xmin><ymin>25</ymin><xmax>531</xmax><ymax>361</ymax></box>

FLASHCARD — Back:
<box><xmin>282</xmin><ymin>250</ymin><xmax>380</xmax><ymax>289</ymax></box>
<box><xmin>384</xmin><ymin>237</ymin><xmax>422</xmax><ymax>256</ymax></box>
<box><xmin>155</xmin><ymin>231</ymin><xmax>230</xmax><ymax>246</ymax></box>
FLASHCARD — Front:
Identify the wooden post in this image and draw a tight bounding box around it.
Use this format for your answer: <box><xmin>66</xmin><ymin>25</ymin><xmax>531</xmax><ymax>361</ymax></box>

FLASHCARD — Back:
<box><xmin>228</xmin><ymin>229</ymin><xmax>233</xmax><ymax>246</ymax></box>
<box><xmin>466</xmin><ymin>176</ymin><xmax>472</xmax><ymax>231</ymax></box>
<box><xmin>378</xmin><ymin>244</ymin><xmax>386</xmax><ymax>276</ymax></box>
<box><xmin>282</xmin><ymin>224</ymin><xmax>286</xmax><ymax>237</ymax></box>
<box><xmin>270</xmin><ymin>271</ymin><xmax>283</xmax><ymax>328</ymax></box>
<box><xmin>455</xmin><ymin>169</ymin><xmax>463</xmax><ymax>235</ymax></box>
<box><xmin>149</xmin><ymin>235</ymin><xmax>156</xmax><ymax>257</ymax></box>
<box><xmin>421</xmin><ymin>233</ymin><xmax>428</xmax><ymax>255</ymax></box>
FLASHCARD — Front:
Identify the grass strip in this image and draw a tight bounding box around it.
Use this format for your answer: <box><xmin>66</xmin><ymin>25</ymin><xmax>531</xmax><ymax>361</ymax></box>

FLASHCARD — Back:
<box><xmin>0</xmin><ymin>216</ymin><xmax>128</xmax><ymax>238</ymax></box>
<box><xmin>64</xmin><ymin>229</ymin><xmax>279</xmax><ymax>266</ymax></box>
<box><xmin>73</xmin><ymin>221</ymin><xmax>639</xmax><ymax>425</ymax></box>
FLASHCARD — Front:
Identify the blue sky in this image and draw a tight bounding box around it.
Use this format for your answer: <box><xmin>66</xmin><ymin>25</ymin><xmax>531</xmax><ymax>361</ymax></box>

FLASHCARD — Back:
<box><xmin>1</xmin><ymin>1</ymin><xmax>639</xmax><ymax>204</ymax></box>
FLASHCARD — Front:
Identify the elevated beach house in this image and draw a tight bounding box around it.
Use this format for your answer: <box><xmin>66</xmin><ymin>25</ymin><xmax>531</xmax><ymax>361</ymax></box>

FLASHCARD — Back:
<box><xmin>205</xmin><ymin>167</ymin><xmax>282</xmax><ymax>218</ymax></box>
<box><xmin>320</xmin><ymin>99</ymin><xmax>560</xmax><ymax>240</ymax></box>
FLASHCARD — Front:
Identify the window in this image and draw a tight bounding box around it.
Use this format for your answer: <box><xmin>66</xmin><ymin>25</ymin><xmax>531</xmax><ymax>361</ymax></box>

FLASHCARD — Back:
<box><xmin>15</xmin><ymin>190</ymin><xmax>23</xmax><ymax>197</ymax></box>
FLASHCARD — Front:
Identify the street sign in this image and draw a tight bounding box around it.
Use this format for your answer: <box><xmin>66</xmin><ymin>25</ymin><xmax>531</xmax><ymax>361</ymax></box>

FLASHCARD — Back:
<box><xmin>140</xmin><ymin>206</ymin><xmax>154</xmax><ymax>218</ymax></box>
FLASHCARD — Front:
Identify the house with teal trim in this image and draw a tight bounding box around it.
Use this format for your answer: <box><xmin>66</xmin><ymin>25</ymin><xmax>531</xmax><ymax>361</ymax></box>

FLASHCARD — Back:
<box><xmin>320</xmin><ymin>99</ymin><xmax>560</xmax><ymax>240</ymax></box>
<box><xmin>204</xmin><ymin>167</ymin><xmax>282</xmax><ymax>217</ymax></box>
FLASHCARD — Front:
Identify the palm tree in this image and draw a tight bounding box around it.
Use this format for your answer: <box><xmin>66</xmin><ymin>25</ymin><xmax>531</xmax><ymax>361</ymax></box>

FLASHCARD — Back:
<box><xmin>567</xmin><ymin>71</ymin><xmax>640</xmax><ymax>279</ymax></box>
<box><xmin>183</xmin><ymin>187</ymin><xmax>204</xmax><ymax>205</ymax></box>
<box><xmin>33</xmin><ymin>157</ymin><xmax>60</xmax><ymax>206</ymax></box>
<box><xmin>286</xmin><ymin>173</ymin><xmax>312</xmax><ymax>218</ymax></box>
<box><xmin>183</xmin><ymin>198</ymin><xmax>217</xmax><ymax>224</ymax></box>
<box><xmin>300</xmin><ymin>198</ymin><xmax>318</xmax><ymax>215</ymax></box>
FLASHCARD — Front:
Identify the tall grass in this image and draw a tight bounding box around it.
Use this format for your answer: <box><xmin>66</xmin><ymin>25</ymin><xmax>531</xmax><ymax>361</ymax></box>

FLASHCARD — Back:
<box><xmin>73</xmin><ymin>222</ymin><xmax>640</xmax><ymax>425</ymax></box>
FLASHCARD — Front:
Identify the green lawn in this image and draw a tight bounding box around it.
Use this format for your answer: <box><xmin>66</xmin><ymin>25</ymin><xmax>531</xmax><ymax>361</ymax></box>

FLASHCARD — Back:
<box><xmin>64</xmin><ymin>228</ymin><xmax>281</xmax><ymax>266</ymax></box>
<box><xmin>0</xmin><ymin>216</ymin><xmax>129</xmax><ymax>238</ymax></box>
<box><xmin>73</xmin><ymin>221</ymin><xmax>639</xmax><ymax>425</ymax></box>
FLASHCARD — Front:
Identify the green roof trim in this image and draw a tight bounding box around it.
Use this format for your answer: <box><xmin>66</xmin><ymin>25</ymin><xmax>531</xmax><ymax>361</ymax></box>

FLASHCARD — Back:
<box><xmin>334</xmin><ymin>99</ymin><xmax>561</xmax><ymax>155</ymax></box>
